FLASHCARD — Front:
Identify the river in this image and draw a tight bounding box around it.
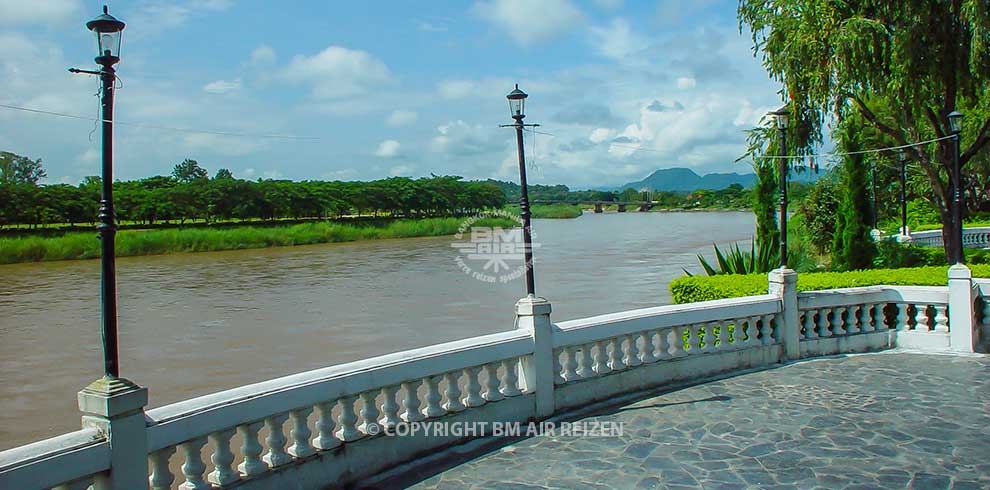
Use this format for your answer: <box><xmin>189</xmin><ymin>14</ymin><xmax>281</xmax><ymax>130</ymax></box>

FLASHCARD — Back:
<box><xmin>0</xmin><ymin>211</ymin><xmax>754</xmax><ymax>449</ymax></box>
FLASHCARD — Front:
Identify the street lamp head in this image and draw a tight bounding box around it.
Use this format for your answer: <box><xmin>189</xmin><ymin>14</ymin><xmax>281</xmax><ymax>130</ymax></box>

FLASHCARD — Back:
<box><xmin>86</xmin><ymin>5</ymin><xmax>125</xmax><ymax>63</ymax></box>
<box><xmin>507</xmin><ymin>84</ymin><xmax>528</xmax><ymax>119</ymax></box>
<box><xmin>768</xmin><ymin>105</ymin><xmax>790</xmax><ymax>130</ymax></box>
<box><xmin>897</xmin><ymin>148</ymin><xmax>906</xmax><ymax>161</ymax></box>
<box><xmin>947</xmin><ymin>111</ymin><xmax>964</xmax><ymax>133</ymax></box>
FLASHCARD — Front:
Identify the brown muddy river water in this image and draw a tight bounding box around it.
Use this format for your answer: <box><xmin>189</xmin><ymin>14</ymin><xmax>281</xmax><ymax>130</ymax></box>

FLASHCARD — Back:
<box><xmin>0</xmin><ymin>211</ymin><xmax>754</xmax><ymax>449</ymax></box>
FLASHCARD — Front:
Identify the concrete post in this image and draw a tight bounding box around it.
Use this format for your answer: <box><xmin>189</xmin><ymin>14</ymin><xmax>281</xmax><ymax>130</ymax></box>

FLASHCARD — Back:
<box><xmin>948</xmin><ymin>264</ymin><xmax>975</xmax><ymax>353</ymax></box>
<box><xmin>515</xmin><ymin>296</ymin><xmax>556</xmax><ymax>419</ymax></box>
<box><xmin>78</xmin><ymin>376</ymin><xmax>149</xmax><ymax>490</ymax></box>
<box><xmin>769</xmin><ymin>268</ymin><xmax>800</xmax><ymax>360</ymax></box>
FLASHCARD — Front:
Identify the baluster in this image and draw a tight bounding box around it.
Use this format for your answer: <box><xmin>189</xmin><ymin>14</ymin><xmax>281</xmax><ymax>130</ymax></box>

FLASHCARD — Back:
<box><xmin>687</xmin><ymin>324</ymin><xmax>700</xmax><ymax>351</ymax></box>
<box><xmin>237</xmin><ymin>421</ymin><xmax>267</xmax><ymax>477</ymax></box>
<box><xmin>562</xmin><ymin>346</ymin><xmax>580</xmax><ymax>381</ymax></box>
<box><xmin>287</xmin><ymin>408</ymin><xmax>315</xmax><ymax>458</ymax></box>
<box><xmin>501</xmin><ymin>357</ymin><xmax>523</xmax><ymax>396</ymax></box>
<box><xmin>483</xmin><ymin>363</ymin><xmax>504</xmax><ymax>401</ymax></box>
<box><xmin>149</xmin><ymin>447</ymin><xmax>176</xmax><ymax>490</ymax></box>
<box><xmin>608</xmin><ymin>336</ymin><xmax>626</xmax><ymax>369</ymax></box>
<box><xmin>802</xmin><ymin>310</ymin><xmax>817</xmax><ymax>339</ymax></box>
<box><xmin>313</xmin><ymin>401</ymin><xmax>340</xmax><ymax>450</ymax></box>
<box><xmin>423</xmin><ymin>376</ymin><xmax>445</xmax><ymax>417</ymax></box>
<box><xmin>178</xmin><ymin>437</ymin><xmax>210</xmax><ymax>490</ymax></box>
<box><xmin>833</xmin><ymin>307</ymin><xmax>846</xmax><ymax>335</ymax></box>
<box><xmin>576</xmin><ymin>344</ymin><xmax>595</xmax><ymax>378</ymax></box>
<box><xmin>208</xmin><ymin>429</ymin><xmax>239</xmax><ymax>485</ymax></box>
<box><xmin>624</xmin><ymin>334</ymin><xmax>642</xmax><ymax>366</ymax></box>
<box><xmin>857</xmin><ymin>304</ymin><xmax>871</xmax><ymax>333</ymax></box>
<box><xmin>592</xmin><ymin>340</ymin><xmax>612</xmax><ymax>374</ymax></box>
<box><xmin>462</xmin><ymin>367</ymin><xmax>485</xmax><ymax>407</ymax></box>
<box><xmin>263</xmin><ymin>413</ymin><xmax>292</xmax><ymax>467</ymax></box>
<box><xmin>748</xmin><ymin>316</ymin><xmax>763</xmax><ymax>345</ymax></box>
<box><xmin>336</xmin><ymin>396</ymin><xmax>363</xmax><ymax>441</ymax></box>
<box><xmin>760</xmin><ymin>314</ymin><xmax>774</xmax><ymax>345</ymax></box>
<box><xmin>656</xmin><ymin>328</ymin><xmax>672</xmax><ymax>359</ymax></box>
<box><xmin>443</xmin><ymin>372</ymin><xmax>465</xmax><ymax>412</ymax></box>
<box><xmin>552</xmin><ymin>348</ymin><xmax>565</xmax><ymax>384</ymax></box>
<box><xmin>934</xmin><ymin>305</ymin><xmax>949</xmax><ymax>332</ymax></box>
<box><xmin>716</xmin><ymin>321</ymin><xmax>729</xmax><ymax>351</ymax></box>
<box><xmin>700</xmin><ymin>323</ymin><xmax>714</xmax><ymax>353</ymax></box>
<box><xmin>845</xmin><ymin>306</ymin><xmax>861</xmax><ymax>334</ymax></box>
<box><xmin>641</xmin><ymin>330</ymin><xmax>657</xmax><ymax>363</ymax></box>
<box><xmin>672</xmin><ymin>326</ymin><xmax>689</xmax><ymax>356</ymax></box>
<box><xmin>873</xmin><ymin>303</ymin><xmax>887</xmax><ymax>331</ymax></box>
<box><xmin>817</xmin><ymin>309</ymin><xmax>832</xmax><ymax>337</ymax></box>
<box><xmin>380</xmin><ymin>385</ymin><xmax>401</xmax><ymax>428</ymax></box>
<box><xmin>896</xmin><ymin>303</ymin><xmax>909</xmax><ymax>331</ymax></box>
<box><xmin>360</xmin><ymin>391</ymin><xmax>383</xmax><ymax>434</ymax></box>
<box><xmin>914</xmin><ymin>304</ymin><xmax>931</xmax><ymax>332</ymax></box>
<box><xmin>400</xmin><ymin>380</ymin><xmax>426</xmax><ymax>422</ymax></box>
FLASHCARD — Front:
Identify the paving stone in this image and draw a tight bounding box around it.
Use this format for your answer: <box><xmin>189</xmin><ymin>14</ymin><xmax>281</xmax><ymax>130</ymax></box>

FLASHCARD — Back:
<box><xmin>394</xmin><ymin>354</ymin><xmax>990</xmax><ymax>490</ymax></box>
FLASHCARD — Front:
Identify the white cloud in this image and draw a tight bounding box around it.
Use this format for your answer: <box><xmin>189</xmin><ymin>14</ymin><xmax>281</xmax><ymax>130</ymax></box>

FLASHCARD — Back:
<box><xmin>589</xmin><ymin>18</ymin><xmax>646</xmax><ymax>61</ymax></box>
<box><xmin>589</xmin><ymin>128</ymin><xmax>615</xmax><ymax>144</ymax></box>
<box><xmin>430</xmin><ymin>120</ymin><xmax>502</xmax><ymax>156</ymax></box>
<box><xmin>389</xmin><ymin>164</ymin><xmax>415</xmax><ymax>176</ymax></box>
<box><xmin>374</xmin><ymin>139</ymin><xmax>401</xmax><ymax>158</ymax></box>
<box><xmin>203</xmin><ymin>79</ymin><xmax>242</xmax><ymax>94</ymax></box>
<box><xmin>0</xmin><ymin>0</ymin><xmax>80</xmax><ymax>26</ymax></box>
<box><xmin>285</xmin><ymin>46</ymin><xmax>392</xmax><ymax>99</ymax></box>
<box><xmin>262</xmin><ymin>169</ymin><xmax>284</xmax><ymax>179</ymax></box>
<box><xmin>386</xmin><ymin>109</ymin><xmax>418</xmax><ymax>127</ymax></box>
<box><xmin>473</xmin><ymin>0</ymin><xmax>584</xmax><ymax>46</ymax></box>
<box><xmin>250</xmin><ymin>45</ymin><xmax>276</xmax><ymax>65</ymax></box>
<box><xmin>677</xmin><ymin>76</ymin><xmax>697</xmax><ymax>89</ymax></box>
<box><xmin>437</xmin><ymin>77</ymin><xmax>517</xmax><ymax>99</ymax></box>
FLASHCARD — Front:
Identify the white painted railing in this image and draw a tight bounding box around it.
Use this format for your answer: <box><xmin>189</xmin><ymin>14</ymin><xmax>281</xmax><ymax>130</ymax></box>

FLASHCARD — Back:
<box><xmin>909</xmin><ymin>226</ymin><xmax>990</xmax><ymax>248</ymax></box>
<box><xmin>1</xmin><ymin>266</ymin><xmax>983</xmax><ymax>490</ymax></box>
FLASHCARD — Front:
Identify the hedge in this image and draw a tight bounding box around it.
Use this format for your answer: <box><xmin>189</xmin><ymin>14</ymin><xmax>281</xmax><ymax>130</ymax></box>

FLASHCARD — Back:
<box><xmin>669</xmin><ymin>265</ymin><xmax>990</xmax><ymax>304</ymax></box>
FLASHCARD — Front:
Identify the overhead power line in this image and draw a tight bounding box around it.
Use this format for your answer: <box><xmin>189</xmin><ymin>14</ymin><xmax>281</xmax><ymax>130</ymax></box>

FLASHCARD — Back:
<box><xmin>0</xmin><ymin>103</ymin><xmax>320</xmax><ymax>140</ymax></box>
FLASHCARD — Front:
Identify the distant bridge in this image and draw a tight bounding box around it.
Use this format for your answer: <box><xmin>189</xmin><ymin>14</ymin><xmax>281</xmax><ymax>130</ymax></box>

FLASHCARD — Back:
<box><xmin>531</xmin><ymin>199</ymin><xmax>656</xmax><ymax>213</ymax></box>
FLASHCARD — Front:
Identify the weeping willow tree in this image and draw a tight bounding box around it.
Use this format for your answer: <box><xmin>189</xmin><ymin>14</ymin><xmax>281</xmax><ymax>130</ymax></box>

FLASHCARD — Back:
<box><xmin>738</xmin><ymin>0</ymin><xmax>990</xmax><ymax>261</ymax></box>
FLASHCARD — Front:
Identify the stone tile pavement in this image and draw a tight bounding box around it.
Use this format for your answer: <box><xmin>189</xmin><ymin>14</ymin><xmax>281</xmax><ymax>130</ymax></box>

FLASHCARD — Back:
<box><xmin>377</xmin><ymin>353</ymin><xmax>990</xmax><ymax>490</ymax></box>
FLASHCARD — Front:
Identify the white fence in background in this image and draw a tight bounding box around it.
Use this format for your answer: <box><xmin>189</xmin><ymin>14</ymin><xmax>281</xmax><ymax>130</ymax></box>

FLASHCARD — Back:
<box><xmin>909</xmin><ymin>226</ymin><xmax>990</xmax><ymax>248</ymax></box>
<box><xmin>1</xmin><ymin>266</ymin><xmax>984</xmax><ymax>490</ymax></box>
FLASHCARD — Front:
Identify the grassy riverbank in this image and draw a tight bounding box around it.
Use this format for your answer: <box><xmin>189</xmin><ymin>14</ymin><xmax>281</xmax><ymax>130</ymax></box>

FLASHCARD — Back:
<box><xmin>0</xmin><ymin>217</ymin><xmax>516</xmax><ymax>264</ymax></box>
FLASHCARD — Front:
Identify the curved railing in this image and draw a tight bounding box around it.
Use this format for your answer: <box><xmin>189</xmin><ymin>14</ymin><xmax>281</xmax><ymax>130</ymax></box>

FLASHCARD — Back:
<box><xmin>909</xmin><ymin>226</ymin><xmax>990</xmax><ymax>248</ymax></box>
<box><xmin>1</xmin><ymin>267</ymin><xmax>983</xmax><ymax>490</ymax></box>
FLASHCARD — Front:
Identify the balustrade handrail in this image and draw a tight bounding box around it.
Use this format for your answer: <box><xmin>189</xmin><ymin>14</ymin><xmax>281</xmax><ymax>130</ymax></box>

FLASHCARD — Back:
<box><xmin>0</xmin><ymin>428</ymin><xmax>108</xmax><ymax>489</ymax></box>
<box><xmin>553</xmin><ymin>295</ymin><xmax>781</xmax><ymax>348</ymax></box>
<box><xmin>798</xmin><ymin>285</ymin><xmax>948</xmax><ymax>310</ymax></box>
<box><xmin>146</xmin><ymin>329</ymin><xmax>532</xmax><ymax>452</ymax></box>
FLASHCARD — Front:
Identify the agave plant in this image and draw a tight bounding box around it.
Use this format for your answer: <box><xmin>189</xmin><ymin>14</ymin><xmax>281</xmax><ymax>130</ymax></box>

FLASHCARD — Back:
<box><xmin>685</xmin><ymin>237</ymin><xmax>779</xmax><ymax>276</ymax></box>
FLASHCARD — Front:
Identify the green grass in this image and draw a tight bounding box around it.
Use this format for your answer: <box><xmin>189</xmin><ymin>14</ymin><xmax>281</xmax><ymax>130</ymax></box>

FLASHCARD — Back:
<box><xmin>0</xmin><ymin>217</ymin><xmax>516</xmax><ymax>264</ymax></box>
<box><xmin>669</xmin><ymin>264</ymin><xmax>990</xmax><ymax>304</ymax></box>
<box><xmin>530</xmin><ymin>203</ymin><xmax>583</xmax><ymax>219</ymax></box>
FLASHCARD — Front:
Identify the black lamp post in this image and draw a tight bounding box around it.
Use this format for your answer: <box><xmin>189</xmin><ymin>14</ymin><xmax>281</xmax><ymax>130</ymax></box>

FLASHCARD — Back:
<box><xmin>71</xmin><ymin>6</ymin><xmax>125</xmax><ymax>378</ymax></box>
<box><xmin>769</xmin><ymin>106</ymin><xmax>790</xmax><ymax>268</ymax></box>
<box><xmin>898</xmin><ymin>149</ymin><xmax>908</xmax><ymax>237</ymax></box>
<box><xmin>506</xmin><ymin>84</ymin><xmax>537</xmax><ymax>297</ymax></box>
<box><xmin>948</xmin><ymin>110</ymin><xmax>964</xmax><ymax>264</ymax></box>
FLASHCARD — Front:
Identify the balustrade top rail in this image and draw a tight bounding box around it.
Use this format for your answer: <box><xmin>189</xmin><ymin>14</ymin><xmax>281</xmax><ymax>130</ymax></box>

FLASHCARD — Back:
<box><xmin>0</xmin><ymin>428</ymin><xmax>108</xmax><ymax>489</ymax></box>
<box><xmin>909</xmin><ymin>226</ymin><xmax>990</xmax><ymax>248</ymax></box>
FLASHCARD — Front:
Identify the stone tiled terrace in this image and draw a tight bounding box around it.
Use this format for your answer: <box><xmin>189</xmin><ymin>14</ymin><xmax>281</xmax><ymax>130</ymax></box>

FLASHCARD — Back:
<box><xmin>382</xmin><ymin>352</ymin><xmax>990</xmax><ymax>490</ymax></box>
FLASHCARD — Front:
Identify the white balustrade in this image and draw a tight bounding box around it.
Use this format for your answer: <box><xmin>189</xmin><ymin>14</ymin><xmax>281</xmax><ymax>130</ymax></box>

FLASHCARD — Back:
<box><xmin>360</xmin><ymin>391</ymin><xmax>383</xmax><ymax>434</ymax></box>
<box><xmin>178</xmin><ymin>437</ymin><xmax>209</xmax><ymax>490</ymax></box>
<box><xmin>575</xmin><ymin>344</ymin><xmax>594</xmax><ymax>379</ymax></box>
<box><xmin>237</xmin><ymin>422</ymin><xmax>267</xmax><ymax>477</ymax></box>
<box><xmin>400</xmin><ymin>382</ymin><xmax>425</xmax><ymax>423</ymax></box>
<box><xmin>423</xmin><ymin>376</ymin><xmax>445</xmax><ymax>418</ymax></box>
<box><xmin>337</xmin><ymin>396</ymin><xmax>364</xmax><ymax>440</ymax></box>
<box><xmin>442</xmin><ymin>373</ymin><xmax>465</xmax><ymax>412</ymax></box>
<box><xmin>896</xmin><ymin>303</ymin><xmax>909</xmax><ymax>330</ymax></box>
<box><xmin>914</xmin><ymin>304</ymin><xmax>931</xmax><ymax>332</ymax></box>
<box><xmin>263</xmin><ymin>414</ymin><xmax>292</xmax><ymax>467</ymax></box>
<box><xmin>313</xmin><ymin>401</ymin><xmax>340</xmax><ymax>451</ymax></box>
<box><xmin>640</xmin><ymin>331</ymin><xmax>657</xmax><ymax>363</ymax></box>
<box><xmin>500</xmin><ymin>358</ymin><xmax>523</xmax><ymax>396</ymax></box>
<box><xmin>462</xmin><ymin>367</ymin><xmax>485</xmax><ymax>407</ymax></box>
<box><xmin>623</xmin><ymin>334</ymin><xmax>642</xmax><ymax>366</ymax></box>
<box><xmin>149</xmin><ymin>447</ymin><xmax>175</xmax><ymax>490</ymax></box>
<box><xmin>482</xmin><ymin>363</ymin><xmax>504</xmax><ymax>402</ymax></box>
<box><xmin>934</xmin><ymin>305</ymin><xmax>949</xmax><ymax>332</ymax></box>
<box><xmin>562</xmin><ymin>346</ymin><xmax>580</xmax><ymax>382</ymax></box>
<box><xmin>608</xmin><ymin>336</ymin><xmax>626</xmax><ymax>370</ymax></box>
<box><xmin>802</xmin><ymin>310</ymin><xmax>817</xmax><ymax>339</ymax></box>
<box><xmin>592</xmin><ymin>340</ymin><xmax>611</xmax><ymax>374</ymax></box>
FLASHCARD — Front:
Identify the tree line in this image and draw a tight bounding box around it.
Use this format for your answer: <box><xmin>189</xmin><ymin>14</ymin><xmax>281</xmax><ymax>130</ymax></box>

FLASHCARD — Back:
<box><xmin>0</xmin><ymin>156</ymin><xmax>505</xmax><ymax>228</ymax></box>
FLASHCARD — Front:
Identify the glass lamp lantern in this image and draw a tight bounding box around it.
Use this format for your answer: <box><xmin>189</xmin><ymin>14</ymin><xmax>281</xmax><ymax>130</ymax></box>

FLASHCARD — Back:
<box><xmin>947</xmin><ymin>111</ymin><xmax>964</xmax><ymax>133</ymax></box>
<box><xmin>506</xmin><ymin>84</ymin><xmax>528</xmax><ymax>119</ymax></box>
<box><xmin>769</xmin><ymin>106</ymin><xmax>790</xmax><ymax>130</ymax></box>
<box><xmin>86</xmin><ymin>6</ymin><xmax>125</xmax><ymax>60</ymax></box>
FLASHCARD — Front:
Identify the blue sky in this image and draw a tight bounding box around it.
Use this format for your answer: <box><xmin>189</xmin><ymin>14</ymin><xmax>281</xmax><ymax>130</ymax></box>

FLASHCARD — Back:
<box><xmin>0</xmin><ymin>0</ymin><xmax>785</xmax><ymax>189</ymax></box>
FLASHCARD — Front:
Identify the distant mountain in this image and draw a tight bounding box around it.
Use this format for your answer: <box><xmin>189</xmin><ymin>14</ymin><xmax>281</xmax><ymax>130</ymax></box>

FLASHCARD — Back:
<box><xmin>611</xmin><ymin>168</ymin><xmax>757</xmax><ymax>192</ymax></box>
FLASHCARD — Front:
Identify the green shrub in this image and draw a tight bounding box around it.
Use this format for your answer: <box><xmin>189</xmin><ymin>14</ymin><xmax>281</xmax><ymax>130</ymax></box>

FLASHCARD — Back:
<box><xmin>669</xmin><ymin>265</ymin><xmax>990</xmax><ymax>304</ymax></box>
<box><xmin>874</xmin><ymin>240</ymin><xmax>946</xmax><ymax>268</ymax></box>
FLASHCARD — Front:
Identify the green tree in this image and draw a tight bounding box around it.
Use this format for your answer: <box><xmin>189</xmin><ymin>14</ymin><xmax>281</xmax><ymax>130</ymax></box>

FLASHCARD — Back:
<box><xmin>797</xmin><ymin>172</ymin><xmax>840</xmax><ymax>254</ymax></box>
<box><xmin>738</xmin><ymin>0</ymin><xmax>990</xmax><ymax>261</ymax></box>
<box><xmin>171</xmin><ymin>159</ymin><xmax>208</xmax><ymax>182</ymax></box>
<box><xmin>0</xmin><ymin>151</ymin><xmax>46</xmax><ymax>184</ymax></box>
<box><xmin>214</xmin><ymin>168</ymin><xmax>234</xmax><ymax>180</ymax></box>
<box><xmin>752</xmin><ymin>158</ymin><xmax>779</xmax><ymax>248</ymax></box>
<box><xmin>832</xmin><ymin>128</ymin><xmax>877</xmax><ymax>270</ymax></box>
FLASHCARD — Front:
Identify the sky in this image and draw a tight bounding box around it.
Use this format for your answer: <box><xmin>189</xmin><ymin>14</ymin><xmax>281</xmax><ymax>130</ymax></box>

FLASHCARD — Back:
<box><xmin>0</xmin><ymin>0</ymin><xmax>787</xmax><ymax>189</ymax></box>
